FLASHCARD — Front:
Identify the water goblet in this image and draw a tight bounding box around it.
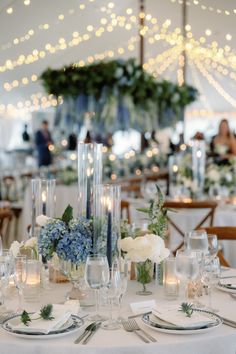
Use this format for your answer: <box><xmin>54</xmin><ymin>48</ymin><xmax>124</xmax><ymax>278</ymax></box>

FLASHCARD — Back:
<box><xmin>202</xmin><ymin>256</ymin><xmax>221</xmax><ymax>312</ymax></box>
<box><xmin>84</xmin><ymin>255</ymin><xmax>109</xmax><ymax>321</ymax></box>
<box><xmin>187</xmin><ymin>230</ymin><xmax>209</xmax><ymax>254</ymax></box>
<box><xmin>102</xmin><ymin>260</ymin><xmax>121</xmax><ymax>330</ymax></box>
<box><xmin>0</xmin><ymin>259</ymin><xmax>10</xmax><ymax>312</ymax></box>
<box><xmin>13</xmin><ymin>256</ymin><xmax>28</xmax><ymax>312</ymax></box>
<box><xmin>175</xmin><ymin>249</ymin><xmax>199</xmax><ymax>302</ymax></box>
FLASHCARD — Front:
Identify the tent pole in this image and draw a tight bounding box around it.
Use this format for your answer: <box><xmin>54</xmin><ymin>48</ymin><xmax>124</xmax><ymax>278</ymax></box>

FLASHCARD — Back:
<box><xmin>139</xmin><ymin>0</ymin><xmax>145</xmax><ymax>66</ymax></box>
<box><xmin>181</xmin><ymin>0</ymin><xmax>187</xmax><ymax>140</ymax></box>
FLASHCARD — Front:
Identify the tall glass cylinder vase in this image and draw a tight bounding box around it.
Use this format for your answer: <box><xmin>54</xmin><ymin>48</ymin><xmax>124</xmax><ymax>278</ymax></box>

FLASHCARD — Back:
<box><xmin>93</xmin><ymin>184</ymin><xmax>121</xmax><ymax>270</ymax></box>
<box><xmin>168</xmin><ymin>154</ymin><xmax>181</xmax><ymax>198</ymax></box>
<box><xmin>191</xmin><ymin>140</ymin><xmax>206</xmax><ymax>197</ymax></box>
<box><xmin>31</xmin><ymin>179</ymin><xmax>56</xmax><ymax>237</ymax></box>
<box><xmin>77</xmin><ymin>143</ymin><xmax>102</xmax><ymax>219</ymax></box>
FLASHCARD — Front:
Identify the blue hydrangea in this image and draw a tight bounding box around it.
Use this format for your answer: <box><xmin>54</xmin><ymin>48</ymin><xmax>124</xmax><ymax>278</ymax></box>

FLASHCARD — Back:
<box><xmin>38</xmin><ymin>217</ymin><xmax>93</xmax><ymax>264</ymax></box>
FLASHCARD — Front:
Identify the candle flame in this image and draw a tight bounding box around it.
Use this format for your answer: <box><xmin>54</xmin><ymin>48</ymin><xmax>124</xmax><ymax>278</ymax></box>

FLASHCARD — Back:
<box><xmin>42</xmin><ymin>191</ymin><xmax>46</xmax><ymax>203</ymax></box>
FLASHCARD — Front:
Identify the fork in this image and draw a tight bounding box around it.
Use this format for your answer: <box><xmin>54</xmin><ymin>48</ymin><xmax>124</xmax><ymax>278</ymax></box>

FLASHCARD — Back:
<box><xmin>128</xmin><ymin>319</ymin><xmax>157</xmax><ymax>342</ymax></box>
<box><xmin>121</xmin><ymin>320</ymin><xmax>149</xmax><ymax>343</ymax></box>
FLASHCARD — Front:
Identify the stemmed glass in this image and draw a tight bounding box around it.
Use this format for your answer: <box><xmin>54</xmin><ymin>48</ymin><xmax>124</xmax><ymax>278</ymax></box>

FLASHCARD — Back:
<box><xmin>202</xmin><ymin>256</ymin><xmax>221</xmax><ymax>312</ymax></box>
<box><xmin>0</xmin><ymin>259</ymin><xmax>10</xmax><ymax>312</ymax></box>
<box><xmin>102</xmin><ymin>259</ymin><xmax>121</xmax><ymax>330</ymax></box>
<box><xmin>207</xmin><ymin>234</ymin><xmax>218</xmax><ymax>259</ymax></box>
<box><xmin>175</xmin><ymin>249</ymin><xmax>199</xmax><ymax>301</ymax></box>
<box><xmin>13</xmin><ymin>256</ymin><xmax>28</xmax><ymax>312</ymax></box>
<box><xmin>84</xmin><ymin>255</ymin><xmax>109</xmax><ymax>321</ymax></box>
<box><xmin>117</xmin><ymin>260</ymin><xmax>128</xmax><ymax>321</ymax></box>
<box><xmin>187</xmin><ymin>230</ymin><xmax>209</xmax><ymax>254</ymax></box>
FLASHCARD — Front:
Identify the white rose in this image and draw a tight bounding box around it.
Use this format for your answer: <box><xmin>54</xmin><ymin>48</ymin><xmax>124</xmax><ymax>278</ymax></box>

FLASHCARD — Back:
<box><xmin>225</xmin><ymin>173</ymin><xmax>232</xmax><ymax>182</ymax></box>
<box><xmin>120</xmin><ymin>237</ymin><xmax>134</xmax><ymax>252</ymax></box>
<box><xmin>36</xmin><ymin>214</ymin><xmax>50</xmax><ymax>227</ymax></box>
<box><xmin>10</xmin><ymin>241</ymin><xmax>22</xmax><ymax>257</ymax></box>
<box><xmin>207</xmin><ymin>169</ymin><xmax>220</xmax><ymax>182</ymax></box>
<box><xmin>24</xmin><ymin>237</ymin><xmax>37</xmax><ymax>248</ymax></box>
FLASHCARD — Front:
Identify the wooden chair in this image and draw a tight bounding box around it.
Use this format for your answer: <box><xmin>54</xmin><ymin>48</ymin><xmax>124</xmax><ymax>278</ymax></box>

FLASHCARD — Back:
<box><xmin>121</xmin><ymin>200</ymin><xmax>131</xmax><ymax>224</ymax></box>
<box><xmin>0</xmin><ymin>209</ymin><xmax>13</xmax><ymax>246</ymax></box>
<box><xmin>202</xmin><ymin>227</ymin><xmax>236</xmax><ymax>267</ymax></box>
<box><xmin>163</xmin><ymin>200</ymin><xmax>218</xmax><ymax>254</ymax></box>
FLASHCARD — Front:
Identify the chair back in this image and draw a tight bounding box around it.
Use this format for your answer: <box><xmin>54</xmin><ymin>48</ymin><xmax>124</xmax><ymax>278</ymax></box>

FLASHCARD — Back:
<box><xmin>164</xmin><ymin>200</ymin><xmax>217</xmax><ymax>254</ymax></box>
<box><xmin>202</xmin><ymin>226</ymin><xmax>236</xmax><ymax>267</ymax></box>
<box><xmin>0</xmin><ymin>209</ymin><xmax>13</xmax><ymax>245</ymax></box>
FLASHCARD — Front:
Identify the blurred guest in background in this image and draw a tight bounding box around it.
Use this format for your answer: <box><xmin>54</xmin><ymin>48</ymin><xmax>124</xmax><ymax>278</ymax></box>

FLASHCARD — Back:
<box><xmin>193</xmin><ymin>131</ymin><xmax>205</xmax><ymax>140</ymax></box>
<box><xmin>211</xmin><ymin>119</ymin><xmax>236</xmax><ymax>162</ymax></box>
<box><xmin>22</xmin><ymin>124</ymin><xmax>30</xmax><ymax>142</ymax></box>
<box><xmin>35</xmin><ymin>120</ymin><xmax>53</xmax><ymax>167</ymax></box>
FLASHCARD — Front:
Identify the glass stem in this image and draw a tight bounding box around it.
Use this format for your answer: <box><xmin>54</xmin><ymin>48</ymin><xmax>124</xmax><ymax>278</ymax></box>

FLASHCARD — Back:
<box><xmin>118</xmin><ymin>295</ymin><xmax>122</xmax><ymax>318</ymax></box>
<box><xmin>0</xmin><ymin>288</ymin><xmax>4</xmax><ymax>306</ymax></box>
<box><xmin>208</xmin><ymin>285</ymin><xmax>212</xmax><ymax>309</ymax></box>
<box><xmin>18</xmin><ymin>288</ymin><xmax>23</xmax><ymax>312</ymax></box>
<box><xmin>110</xmin><ymin>298</ymin><xmax>113</xmax><ymax>321</ymax></box>
<box><xmin>95</xmin><ymin>289</ymin><xmax>100</xmax><ymax>316</ymax></box>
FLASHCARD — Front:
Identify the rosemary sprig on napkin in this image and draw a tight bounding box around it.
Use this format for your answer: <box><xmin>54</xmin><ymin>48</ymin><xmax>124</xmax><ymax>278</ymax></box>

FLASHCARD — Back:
<box><xmin>179</xmin><ymin>303</ymin><xmax>194</xmax><ymax>318</ymax></box>
<box><xmin>20</xmin><ymin>304</ymin><xmax>54</xmax><ymax>326</ymax></box>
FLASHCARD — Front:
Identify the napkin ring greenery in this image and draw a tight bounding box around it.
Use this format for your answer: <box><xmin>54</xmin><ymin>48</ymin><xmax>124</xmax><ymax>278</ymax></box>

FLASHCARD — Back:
<box><xmin>21</xmin><ymin>304</ymin><xmax>54</xmax><ymax>326</ymax></box>
<box><xmin>179</xmin><ymin>303</ymin><xmax>194</xmax><ymax>318</ymax></box>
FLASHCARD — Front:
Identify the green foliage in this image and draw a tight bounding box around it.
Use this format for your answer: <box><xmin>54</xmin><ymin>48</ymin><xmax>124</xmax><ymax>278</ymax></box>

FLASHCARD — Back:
<box><xmin>137</xmin><ymin>185</ymin><xmax>168</xmax><ymax>239</ymax></box>
<box><xmin>41</xmin><ymin>59</ymin><xmax>198</xmax><ymax>129</ymax></box>
<box><xmin>21</xmin><ymin>310</ymin><xmax>31</xmax><ymax>326</ymax></box>
<box><xmin>20</xmin><ymin>305</ymin><xmax>54</xmax><ymax>326</ymax></box>
<box><xmin>61</xmin><ymin>205</ymin><xmax>73</xmax><ymax>224</ymax></box>
<box><xmin>40</xmin><ymin>304</ymin><xmax>54</xmax><ymax>321</ymax></box>
<box><xmin>179</xmin><ymin>303</ymin><xmax>194</xmax><ymax>317</ymax></box>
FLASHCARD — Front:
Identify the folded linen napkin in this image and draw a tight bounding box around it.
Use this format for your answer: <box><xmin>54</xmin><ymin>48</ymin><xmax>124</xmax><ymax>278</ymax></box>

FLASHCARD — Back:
<box><xmin>152</xmin><ymin>306</ymin><xmax>215</xmax><ymax>328</ymax></box>
<box><xmin>8</xmin><ymin>304</ymin><xmax>73</xmax><ymax>334</ymax></box>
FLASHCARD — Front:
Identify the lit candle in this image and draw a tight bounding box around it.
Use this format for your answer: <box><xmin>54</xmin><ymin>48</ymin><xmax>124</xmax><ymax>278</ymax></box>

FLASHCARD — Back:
<box><xmin>163</xmin><ymin>258</ymin><xmax>179</xmax><ymax>299</ymax></box>
<box><xmin>164</xmin><ymin>278</ymin><xmax>179</xmax><ymax>297</ymax></box>
<box><xmin>42</xmin><ymin>191</ymin><xmax>47</xmax><ymax>215</ymax></box>
<box><xmin>86</xmin><ymin>168</ymin><xmax>91</xmax><ymax>219</ymax></box>
<box><xmin>106</xmin><ymin>199</ymin><xmax>112</xmax><ymax>270</ymax></box>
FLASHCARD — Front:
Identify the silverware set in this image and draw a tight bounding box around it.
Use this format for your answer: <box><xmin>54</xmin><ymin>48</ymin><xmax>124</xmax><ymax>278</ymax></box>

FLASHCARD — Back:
<box><xmin>122</xmin><ymin>319</ymin><xmax>157</xmax><ymax>343</ymax></box>
<box><xmin>74</xmin><ymin>322</ymin><xmax>101</xmax><ymax>344</ymax></box>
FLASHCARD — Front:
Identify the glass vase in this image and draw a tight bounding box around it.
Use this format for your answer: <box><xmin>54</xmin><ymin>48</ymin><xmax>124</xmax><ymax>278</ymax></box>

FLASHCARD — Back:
<box><xmin>77</xmin><ymin>143</ymin><xmax>102</xmax><ymax>219</ymax></box>
<box><xmin>31</xmin><ymin>178</ymin><xmax>56</xmax><ymax>237</ymax></box>
<box><xmin>59</xmin><ymin>260</ymin><xmax>87</xmax><ymax>301</ymax></box>
<box><xmin>93</xmin><ymin>184</ymin><xmax>121</xmax><ymax>269</ymax></box>
<box><xmin>136</xmin><ymin>260</ymin><xmax>153</xmax><ymax>295</ymax></box>
<box><xmin>191</xmin><ymin>140</ymin><xmax>206</xmax><ymax>197</ymax></box>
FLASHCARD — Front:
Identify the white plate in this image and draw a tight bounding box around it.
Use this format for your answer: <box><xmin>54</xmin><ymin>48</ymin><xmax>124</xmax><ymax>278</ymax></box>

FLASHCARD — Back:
<box><xmin>2</xmin><ymin>314</ymin><xmax>83</xmax><ymax>339</ymax></box>
<box><xmin>142</xmin><ymin>309</ymin><xmax>222</xmax><ymax>335</ymax></box>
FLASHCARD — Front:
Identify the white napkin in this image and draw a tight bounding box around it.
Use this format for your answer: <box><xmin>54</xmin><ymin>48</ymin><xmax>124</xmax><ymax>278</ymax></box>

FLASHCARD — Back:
<box><xmin>152</xmin><ymin>306</ymin><xmax>215</xmax><ymax>328</ymax></box>
<box><xmin>8</xmin><ymin>304</ymin><xmax>73</xmax><ymax>334</ymax></box>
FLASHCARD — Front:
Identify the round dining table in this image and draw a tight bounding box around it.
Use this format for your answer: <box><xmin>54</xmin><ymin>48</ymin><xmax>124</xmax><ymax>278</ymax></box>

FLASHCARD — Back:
<box><xmin>1</xmin><ymin>268</ymin><xmax>236</xmax><ymax>354</ymax></box>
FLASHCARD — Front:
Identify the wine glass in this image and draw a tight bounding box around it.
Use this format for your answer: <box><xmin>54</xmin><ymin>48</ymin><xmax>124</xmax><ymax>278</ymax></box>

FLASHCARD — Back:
<box><xmin>187</xmin><ymin>230</ymin><xmax>209</xmax><ymax>254</ymax></box>
<box><xmin>117</xmin><ymin>259</ymin><xmax>128</xmax><ymax>321</ymax></box>
<box><xmin>202</xmin><ymin>256</ymin><xmax>221</xmax><ymax>312</ymax></box>
<box><xmin>175</xmin><ymin>249</ymin><xmax>199</xmax><ymax>301</ymax></box>
<box><xmin>102</xmin><ymin>260</ymin><xmax>121</xmax><ymax>330</ymax></box>
<box><xmin>84</xmin><ymin>255</ymin><xmax>109</xmax><ymax>321</ymax></box>
<box><xmin>13</xmin><ymin>256</ymin><xmax>28</xmax><ymax>312</ymax></box>
<box><xmin>207</xmin><ymin>234</ymin><xmax>218</xmax><ymax>259</ymax></box>
<box><xmin>0</xmin><ymin>259</ymin><xmax>10</xmax><ymax>312</ymax></box>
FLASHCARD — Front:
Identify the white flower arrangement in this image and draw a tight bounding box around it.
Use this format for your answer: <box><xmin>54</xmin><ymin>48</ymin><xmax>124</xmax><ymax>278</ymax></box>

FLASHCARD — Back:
<box><xmin>10</xmin><ymin>237</ymin><xmax>38</xmax><ymax>259</ymax></box>
<box><xmin>120</xmin><ymin>234</ymin><xmax>170</xmax><ymax>263</ymax></box>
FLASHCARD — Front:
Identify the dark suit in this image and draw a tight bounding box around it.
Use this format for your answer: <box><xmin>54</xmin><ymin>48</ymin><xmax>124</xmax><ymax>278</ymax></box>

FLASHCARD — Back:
<box><xmin>35</xmin><ymin>129</ymin><xmax>53</xmax><ymax>167</ymax></box>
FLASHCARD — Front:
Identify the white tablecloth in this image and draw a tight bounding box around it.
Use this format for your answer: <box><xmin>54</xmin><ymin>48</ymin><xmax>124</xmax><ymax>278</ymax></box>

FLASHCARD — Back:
<box><xmin>1</xmin><ymin>268</ymin><xmax>236</xmax><ymax>354</ymax></box>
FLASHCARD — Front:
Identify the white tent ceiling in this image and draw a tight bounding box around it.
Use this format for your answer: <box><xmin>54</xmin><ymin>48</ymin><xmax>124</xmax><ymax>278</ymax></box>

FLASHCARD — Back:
<box><xmin>0</xmin><ymin>0</ymin><xmax>236</xmax><ymax>118</ymax></box>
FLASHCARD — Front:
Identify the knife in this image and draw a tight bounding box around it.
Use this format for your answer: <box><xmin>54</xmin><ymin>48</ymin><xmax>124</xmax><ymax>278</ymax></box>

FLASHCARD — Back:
<box><xmin>82</xmin><ymin>322</ymin><xmax>101</xmax><ymax>345</ymax></box>
<box><xmin>74</xmin><ymin>322</ymin><xmax>97</xmax><ymax>344</ymax></box>
<box><xmin>222</xmin><ymin>317</ymin><xmax>236</xmax><ymax>328</ymax></box>
<box><xmin>128</xmin><ymin>311</ymin><xmax>152</xmax><ymax>319</ymax></box>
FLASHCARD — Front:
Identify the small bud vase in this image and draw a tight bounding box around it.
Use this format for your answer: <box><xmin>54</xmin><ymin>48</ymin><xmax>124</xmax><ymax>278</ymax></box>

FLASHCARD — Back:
<box><xmin>136</xmin><ymin>260</ymin><xmax>153</xmax><ymax>295</ymax></box>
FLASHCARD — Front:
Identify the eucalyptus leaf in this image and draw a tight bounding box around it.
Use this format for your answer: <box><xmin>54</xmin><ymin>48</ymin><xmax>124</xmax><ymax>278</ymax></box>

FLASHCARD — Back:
<box><xmin>61</xmin><ymin>204</ymin><xmax>73</xmax><ymax>224</ymax></box>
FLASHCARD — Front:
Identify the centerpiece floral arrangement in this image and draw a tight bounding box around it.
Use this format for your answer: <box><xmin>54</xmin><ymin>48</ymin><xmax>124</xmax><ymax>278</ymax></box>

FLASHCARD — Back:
<box><xmin>37</xmin><ymin>205</ymin><xmax>93</xmax><ymax>265</ymax></box>
<box><xmin>120</xmin><ymin>185</ymin><xmax>170</xmax><ymax>294</ymax></box>
<box><xmin>204</xmin><ymin>160</ymin><xmax>236</xmax><ymax>195</ymax></box>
